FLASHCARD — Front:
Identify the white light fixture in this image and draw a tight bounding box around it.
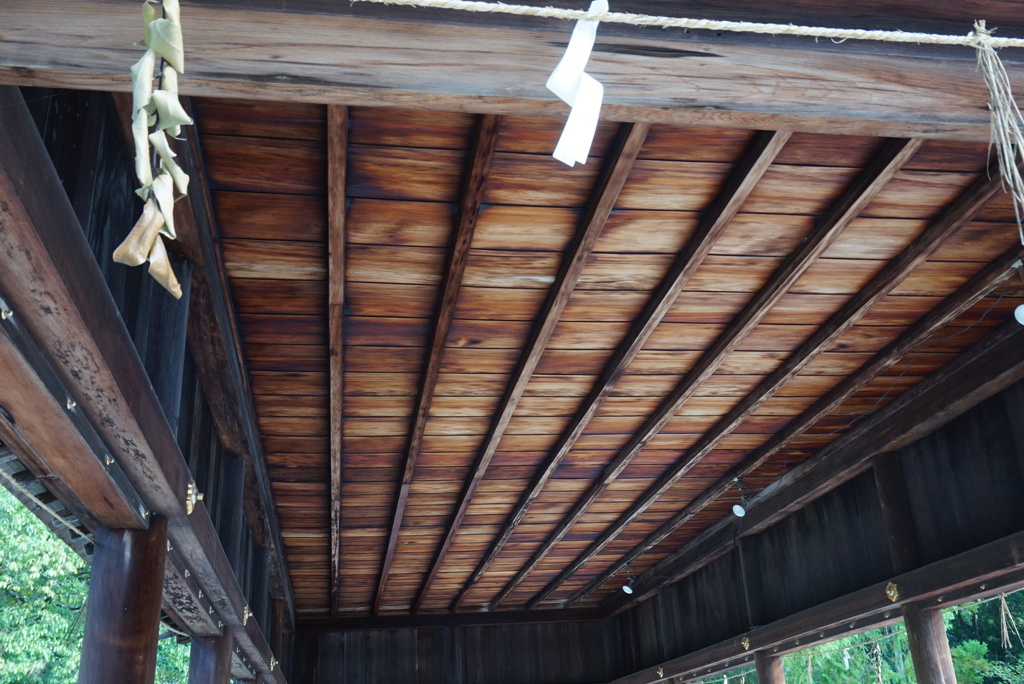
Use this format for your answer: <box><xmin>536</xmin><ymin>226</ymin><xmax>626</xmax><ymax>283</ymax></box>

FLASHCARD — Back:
<box><xmin>732</xmin><ymin>504</ymin><xmax>747</xmax><ymax>518</ymax></box>
<box><xmin>621</xmin><ymin>576</ymin><xmax>635</xmax><ymax>594</ymax></box>
<box><xmin>1015</xmin><ymin>303</ymin><xmax>1024</xmax><ymax>325</ymax></box>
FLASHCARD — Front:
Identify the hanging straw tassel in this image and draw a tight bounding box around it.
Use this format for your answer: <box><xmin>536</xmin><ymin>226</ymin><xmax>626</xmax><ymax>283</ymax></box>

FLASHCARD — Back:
<box><xmin>973</xmin><ymin>20</ymin><xmax>1024</xmax><ymax>244</ymax></box>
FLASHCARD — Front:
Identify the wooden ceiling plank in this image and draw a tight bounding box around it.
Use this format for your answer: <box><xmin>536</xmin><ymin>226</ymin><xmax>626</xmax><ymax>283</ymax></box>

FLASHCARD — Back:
<box><xmin>371</xmin><ymin>114</ymin><xmax>501</xmax><ymax>614</ymax></box>
<box><xmin>580</xmin><ymin>243</ymin><xmax>1024</xmax><ymax>609</ymax></box>
<box><xmin>328</xmin><ymin>105</ymin><xmax>348</xmax><ymax>615</ymax></box>
<box><xmin>459</xmin><ymin>130</ymin><xmax>792</xmax><ymax>611</ymax></box>
<box><xmin>606</xmin><ymin>317</ymin><xmax>1024</xmax><ymax>623</ymax></box>
<box><xmin>410</xmin><ymin>122</ymin><xmax>650</xmax><ymax>614</ymax></box>
<box><xmin>514</xmin><ymin>137</ymin><xmax>923</xmax><ymax>610</ymax></box>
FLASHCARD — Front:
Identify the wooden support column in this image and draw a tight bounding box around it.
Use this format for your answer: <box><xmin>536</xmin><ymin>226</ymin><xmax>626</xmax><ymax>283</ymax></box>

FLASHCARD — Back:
<box><xmin>78</xmin><ymin>516</ymin><xmax>169</xmax><ymax>684</ymax></box>
<box><xmin>903</xmin><ymin>602</ymin><xmax>956</xmax><ymax>684</ymax></box>
<box><xmin>874</xmin><ymin>452</ymin><xmax>922</xmax><ymax>574</ymax></box>
<box><xmin>754</xmin><ymin>651</ymin><xmax>785</xmax><ymax>684</ymax></box>
<box><xmin>188</xmin><ymin>628</ymin><xmax>235</xmax><ymax>684</ymax></box>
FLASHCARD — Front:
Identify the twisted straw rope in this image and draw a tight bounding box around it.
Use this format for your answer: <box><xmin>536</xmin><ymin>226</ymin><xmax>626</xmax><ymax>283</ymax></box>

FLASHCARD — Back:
<box><xmin>351</xmin><ymin>0</ymin><xmax>1024</xmax><ymax>49</ymax></box>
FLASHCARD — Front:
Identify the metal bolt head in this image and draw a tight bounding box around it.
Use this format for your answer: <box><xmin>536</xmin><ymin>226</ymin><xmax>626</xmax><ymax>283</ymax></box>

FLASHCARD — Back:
<box><xmin>184</xmin><ymin>569</ymin><xmax>190</xmax><ymax>578</ymax></box>
<box><xmin>104</xmin><ymin>455</ymin><xmax>114</xmax><ymax>466</ymax></box>
<box><xmin>1</xmin><ymin>308</ymin><xmax>12</xmax><ymax>320</ymax></box>
<box><xmin>66</xmin><ymin>397</ymin><xmax>76</xmax><ymax>410</ymax></box>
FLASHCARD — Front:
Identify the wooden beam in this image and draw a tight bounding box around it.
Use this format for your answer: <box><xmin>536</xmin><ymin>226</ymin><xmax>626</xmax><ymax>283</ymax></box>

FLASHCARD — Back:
<box><xmin>523</xmin><ymin>138</ymin><xmax>924</xmax><ymax>609</ymax></box>
<box><xmin>373</xmin><ymin>114</ymin><xmax>500</xmax><ymax>614</ymax></box>
<box><xmin>453</xmin><ymin>129</ymin><xmax>792</xmax><ymax>612</ymax></box>
<box><xmin>609</xmin><ymin>527</ymin><xmax>1024</xmax><ymax>684</ymax></box>
<box><xmin>411</xmin><ymin>122</ymin><xmax>650</xmax><ymax>613</ymax></box>
<box><xmin>754</xmin><ymin>651</ymin><xmax>785</xmax><ymax>684</ymax></box>
<box><xmin>327</xmin><ymin>105</ymin><xmax>347</xmax><ymax>616</ymax></box>
<box><xmin>2</xmin><ymin>1</ymin><xmax>1019</xmax><ymax>139</ymax></box>
<box><xmin>903</xmin><ymin>603</ymin><xmax>957</xmax><ymax>684</ymax></box>
<box><xmin>607</xmin><ymin>317</ymin><xmax>1024</xmax><ymax>615</ymax></box>
<box><xmin>79</xmin><ymin>517</ymin><xmax>169</xmax><ymax>684</ymax></box>
<box><xmin>0</xmin><ymin>86</ymin><xmax>281</xmax><ymax>679</ymax></box>
<box><xmin>296</xmin><ymin>607</ymin><xmax>602</xmax><ymax>633</ymax></box>
<box><xmin>188</xmin><ymin>628</ymin><xmax>235</xmax><ymax>684</ymax></box>
<box><xmin>874</xmin><ymin>452</ymin><xmax>923</xmax><ymax>575</ymax></box>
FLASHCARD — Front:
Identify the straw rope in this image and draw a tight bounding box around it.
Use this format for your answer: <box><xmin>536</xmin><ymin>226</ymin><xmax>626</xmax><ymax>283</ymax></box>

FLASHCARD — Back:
<box><xmin>350</xmin><ymin>0</ymin><xmax>1024</xmax><ymax>49</ymax></box>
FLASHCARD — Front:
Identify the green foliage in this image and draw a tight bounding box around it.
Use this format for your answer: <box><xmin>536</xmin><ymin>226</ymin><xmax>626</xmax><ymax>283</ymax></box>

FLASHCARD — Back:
<box><xmin>0</xmin><ymin>485</ymin><xmax>190</xmax><ymax>682</ymax></box>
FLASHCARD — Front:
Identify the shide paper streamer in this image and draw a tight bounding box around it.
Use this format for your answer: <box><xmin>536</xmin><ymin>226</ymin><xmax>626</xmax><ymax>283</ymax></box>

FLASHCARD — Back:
<box><xmin>546</xmin><ymin>0</ymin><xmax>607</xmax><ymax>166</ymax></box>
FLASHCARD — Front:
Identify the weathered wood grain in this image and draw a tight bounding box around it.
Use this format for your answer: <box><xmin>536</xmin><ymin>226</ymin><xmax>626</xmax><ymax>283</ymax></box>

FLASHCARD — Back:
<box><xmin>3</xmin><ymin>1</ymin><xmax>1018</xmax><ymax>139</ymax></box>
<box><xmin>410</xmin><ymin>123</ymin><xmax>650</xmax><ymax>613</ymax></box>
<box><xmin>530</xmin><ymin>162</ymin><xmax>1006</xmax><ymax>609</ymax></box>
<box><xmin>458</xmin><ymin>130</ymin><xmax>791</xmax><ymax>611</ymax></box>
<box><xmin>374</xmin><ymin>115</ymin><xmax>501</xmax><ymax>613</ymax></box>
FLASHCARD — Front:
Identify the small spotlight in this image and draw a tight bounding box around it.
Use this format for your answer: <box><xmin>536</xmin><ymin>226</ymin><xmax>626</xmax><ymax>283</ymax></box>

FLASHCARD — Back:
<box><xmin>1015</xmin><ymin>304</ymin><xmax>1024</xmax><ymax>325</ymax></box>
<box><xmin>621</xmin><ymin>583</ymin><xmax>634</xmax><ymax>595</ymax></box>
<box><xmin>732</xmin><ymin>504</ymin><xmax>746</xmax><ymax>518</ymax></box>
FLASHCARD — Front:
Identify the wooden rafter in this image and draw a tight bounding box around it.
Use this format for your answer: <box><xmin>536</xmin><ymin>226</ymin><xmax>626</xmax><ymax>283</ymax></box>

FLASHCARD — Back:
<box><xmin>373</xmin><ymin>114</ymin><xmax>501</xmax><ymax>614</ymax></box>
<box><xmin>328</xmin><ymin>105</ymin><xmax>347</xmax><ymax>615</ymax></box>
<box><xmin>494</xmin><ymin>137</ymin><xmax>923</xmax><ymax>610</ymax></box>
<box><xmin>528</xmin><ymin>165</ymin><xmax>1008</xmax><ymax>609</ymax></box>
<box><xmin>410</xmin><ymin>122</ymin><xmax>651</xmax><ymax>613</ymax></box>
<box><xmin>586</xmin><ymin>244</ymin><xmax>1024</xmax><ymax>610</ymax></box>
<box><xmin>450</xmin><ymin>129</ymin><xmax>792</xmax><ymax>611</ymax></box>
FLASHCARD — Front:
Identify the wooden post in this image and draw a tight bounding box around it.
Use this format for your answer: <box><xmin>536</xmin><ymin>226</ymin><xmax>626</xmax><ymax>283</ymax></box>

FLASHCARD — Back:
<box><xmin>188</xmin><ymin>628</ymin><xmax>234</xmax><ymax>684</ymax></box>
<box><xmin>78</xmin><ymin>516</ymin><xmax>168</xmax><ymax>684</ymax></box>
<box><xmin>903</xmin><ymin>602</ymin><xmax>957</xmax><ymax>683</ymax></box>
<box><xmin>754</xmin><ymin>650</ymin><xmax>785</xmax><ymax>684</ymax></box>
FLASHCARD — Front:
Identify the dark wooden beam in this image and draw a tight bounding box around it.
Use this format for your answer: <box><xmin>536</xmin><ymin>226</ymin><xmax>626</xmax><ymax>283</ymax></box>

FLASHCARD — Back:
<box><xmin>411</xmin><ymin>122</ymin><xmax>650</xmax><ymax>613</ymax></box>
<box><xmin>524</xmin><ymin>138</ymin><xmax>924</xmax><ymax>609</ymax></box>
<box><xmin>188</xmin><ymin>627</ymin><xmax>235</xmax><ymax>684</ymax></box>
<box><xmin>452</xmin><ymin>130</ymin><xmax>791</xmax><ymax>612</ymax></box>
<box><xmin>328</xmin><ymin>105</ymin><xmax>347</xmax><ymax>616</ymax></box>
<box><xmin>903</xmin><ymin>603</ymin><xmax>957</xmax><ymax>683</ymax></box>
<box><xmin>374</xmin><ymin>114</ymin><xmax>501</xmax><ymax>614</ymax></box>
<box><xmin>609</xmin><ymin>527</ymin><xmax>1024</xmax><ymax>684</ymax></box>
<box><xmin>607</xmin><ymin>317</ymin><xmax>1024</xmax><ymax>615</ymax></box>
<box><xmin>874</xmin><ymin>452</ymin><xmax>923</xmax><ymax>575</ymax></box>
<box><xmin>296</xmin><ymin>607</ymin><xmax>603</xmax><ymax>633</ymax></box>
<box><xmin>2</xmin><ymin>1</ymin><xmax>1019</xmax><ymax>139</ymax></box>
<box><xmin>754</xmin><ymin>651</ymin><xmax>785</xmax><ymax>684</ymax></box>
<box><xmin>79</xmin><ymin>517</ymin><xmax>169</xmax><ymax>684</ymax></box>
<box><xmin>0</xmin><ymin>86</ymin><xmax>281</xmax><ymax>680</ymax></box>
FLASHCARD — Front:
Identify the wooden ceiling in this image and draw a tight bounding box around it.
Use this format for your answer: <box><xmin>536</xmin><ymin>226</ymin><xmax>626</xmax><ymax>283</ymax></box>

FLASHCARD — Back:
<box><xmin>191</xmin><ymin>97</ymin><xmax>1024</xmax><ymax>620</ymax></box>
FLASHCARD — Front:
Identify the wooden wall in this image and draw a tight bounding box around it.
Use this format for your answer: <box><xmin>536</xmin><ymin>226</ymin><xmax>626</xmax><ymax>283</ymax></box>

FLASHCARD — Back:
<box><xmin>293</xmin><ymin>618</ymin><xmax>632</xmax><ymax>684</ymax></box>
<box><xmin>295</xmin><ymin>376</ymin><xmax>1024</xmax><ymax>683</ymax></box>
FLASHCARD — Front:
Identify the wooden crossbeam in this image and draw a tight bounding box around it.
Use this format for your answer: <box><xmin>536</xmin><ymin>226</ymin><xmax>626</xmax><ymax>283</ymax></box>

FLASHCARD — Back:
<box><xmin>512</xmin><ymin>137</ymin><xmax>924</xmax><ymax>610</ymax></box>
<box><xmin>373</xmin><ymin>114</ymin><xmax>501</xmax><ymax>614</ymax></box>
<box><xmin>599</xmin><ymin>248</ymin><xmax>1024</xmax><ymax>614</ymax></box>
<box><xmin>328</xmin><ymin>105</ymin><xmax>348</xmax><ymax>615</ymax></box>
<box><xmin>0</xmin><ymin>1</ymin><xmax>1016</xmax><ymax>139</ymax></box>
<box><xmin>451</xmin><ymin>130</ymin><xmax>792</xmax><ymax>612</ymax></box>
<box><xmin>410</xmin><ymin>122</ymin><xmax>650</xmax><ymax>614</ymax></box>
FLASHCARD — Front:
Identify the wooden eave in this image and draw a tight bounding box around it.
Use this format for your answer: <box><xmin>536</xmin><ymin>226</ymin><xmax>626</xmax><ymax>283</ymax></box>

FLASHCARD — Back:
<box><xmin>6</xmin><ymin>0</ymin><xmax>1024</xmax><ymax>632</ymax></box>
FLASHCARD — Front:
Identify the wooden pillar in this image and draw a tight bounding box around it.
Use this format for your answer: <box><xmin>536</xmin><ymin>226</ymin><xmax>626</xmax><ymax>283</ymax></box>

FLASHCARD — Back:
<box><xmin>754</xmin><ymin>650</ymin><xmax>785</xmax><ymax>684</ymax></box>
<box><xmin>903</xmin><ymin>602</ymin><xmax>956</xmax><ymax>684</ymax></box>
<box><xmin>78</xmin><ymin>516</ymin><xmax>168</xmax><ymax>684</ymax></box>
<box><xmin>188</xmin><ymin>627</ymin><xmax>234</xmax><ymax>684</ymax></box>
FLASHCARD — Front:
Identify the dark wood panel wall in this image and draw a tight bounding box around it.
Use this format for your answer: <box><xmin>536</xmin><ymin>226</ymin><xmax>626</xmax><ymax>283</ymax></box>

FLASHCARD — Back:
<box><xmin>294</xmin><ymin>618</ymin><xmax>632</xmax><ymax>684</ymax></box>
<box><xmin>295</xmin><ymin>376</ymin><xmax>1024</xmax><ymax>683</ymax></box>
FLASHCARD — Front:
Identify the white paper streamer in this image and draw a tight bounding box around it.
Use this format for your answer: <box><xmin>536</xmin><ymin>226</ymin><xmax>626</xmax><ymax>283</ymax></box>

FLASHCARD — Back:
<box><xmin>547</xmin><ymin>0</ymin><xmax>607</xmax><ymax>166</ymax></box>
